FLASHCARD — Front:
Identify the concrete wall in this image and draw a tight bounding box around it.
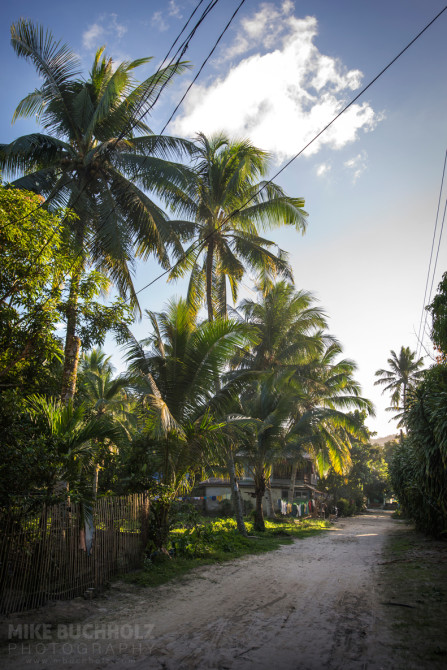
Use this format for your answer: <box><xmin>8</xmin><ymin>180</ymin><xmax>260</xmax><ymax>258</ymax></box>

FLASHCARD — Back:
<box><xmin>204</xmin><ymin>486</ymin><xmax>231</xmax><ymax>512</ymax></box>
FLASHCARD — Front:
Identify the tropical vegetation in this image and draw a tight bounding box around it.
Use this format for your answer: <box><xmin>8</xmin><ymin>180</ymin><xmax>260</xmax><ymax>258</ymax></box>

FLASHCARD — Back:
<box><xmin>378</xmin><ymin>290</ymin><xmax>447</xmax><ymax>535</ymax></box>
<box><xmin>1</xmin><ymin>20</ymin><xmax>379</xmax><ymax>561</ymax></box>
<box><xmin>389</xmin><ymin>364</ymin><xmax>447</xmax><ymax>536</ymax></box>
<box><xmin>0</xmin><ymin>19</ymin><xmax>195</xmax><ymax>403</ymax></box>
<box><xmin>167</xmin><ymin>133</ymin><xmax>308</xmax><ymax>320</ymax></box>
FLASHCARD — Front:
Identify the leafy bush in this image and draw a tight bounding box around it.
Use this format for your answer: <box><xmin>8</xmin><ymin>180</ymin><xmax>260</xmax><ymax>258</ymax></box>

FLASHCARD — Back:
<box><xmin>169</xmin><ymin>502</ymin><xmax>202</xmax><ymax>529</ymax></box>
<box><xmin>336</xmin><ymin>498</ymin><xmax>356</xmax><ymax>517</ymax></box>
<box><xmin>171</xmin><ymin>518</ymin><xmax>239</xmax><ymax>557</ymax></box>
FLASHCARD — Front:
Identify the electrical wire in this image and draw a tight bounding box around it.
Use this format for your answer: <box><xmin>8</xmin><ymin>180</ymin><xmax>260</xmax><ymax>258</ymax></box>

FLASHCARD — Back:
<box><xmin>416</xmin><ymin>148</ymin><xmax>447</xmax><ymax>357</ymax></box>
<box><xmin>419</xmin><ymin>198</ymin><xmax>447</xmax><ymax>356</ymax></box>
<box><xmin>20</xmin><ymin>0</ymin><xmax>222</xmax><ymax>262</ymax></box>
<box><xmin>1</xmin><ymin>0</ymin><xmax>246</xmax><ymax>318</ymax></box>
<box><xmin>113</xmin><ymin>0</ymin><xmax>221</xmax><ymax>142</ymax></box>
<box><xmin>132</xmin><ymin>5</ymin><xmax>447</xmax><ymax>301</ymax></box>
<box><xmin>30</xmin><ymin>0</ymin><xmax>247</xmax><ymax>299</ymax></box>
<box><xmin>1</xmin><ymin>0</ymin><xmax>218</xmax><ymax>232</ymax></box>
<box><xmin>159</xmin><ymin>0</ymin><xmax>246</xmax><ymax>136</ymax></box>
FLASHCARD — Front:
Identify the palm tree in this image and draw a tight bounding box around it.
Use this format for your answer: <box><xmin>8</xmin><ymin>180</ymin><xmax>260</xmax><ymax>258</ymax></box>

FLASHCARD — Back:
<box><xmin>123</xmin><ymin>299</ymin><xmax>251</xmax><ymax>550</ymax></box>
<box><xmin>375</xmin><ymin>346</ymin><xmax>424</xmax><ymax>413</ymax></box>
<box><xmin>232</xmin><ymin>281</ymin><xmax>329</xmax><ymax>371</ymax></box>
<box><xmin>230</xmin><ymin>281</ymin><xmax>329</xmax><ymax>508</ymax></box>
<box><xmin>78</xmin><ymin>350</ymin><xmax>133</xmax><ymax>424</ymax></box>
<box><xmin>0</xmin><ymin>20</ymin><xmax>195</xmax><ymax>402</ymax></box>
<box><xmin>231</xmin><ymin>284</ymin><xmax>373</xmax><ymax>507</ymax></box>
<box><xmin>235</xmin><ymin>372</ymin><xmax>299</xmax><ymax>532</ymax></box>
<box><xmin>25</xmin><ymin>394</ymin><xmax>120</xmax><ymax>498</ymax></box>
<box><xmin>77</xmin><ymin>349</ymin><xmax>135</xmax><ymax>496</ymax></box>
<box><xmin>25</xmin><ymin>393</ymin><xmax>122</xmax><ymax>552</ymax></box>
<box><xmin>287</xmin><ymin>341</ymin><xmax>373</xmax><ymax>477</ymax></box>
<box><xmin>168</xmin><ymin>133</ymin><xmax>308</xmax><ymax>320</ymax></box>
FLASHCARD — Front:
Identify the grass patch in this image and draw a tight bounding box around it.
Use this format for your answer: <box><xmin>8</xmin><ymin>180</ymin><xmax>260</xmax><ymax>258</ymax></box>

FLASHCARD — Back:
<box><xmin>123</xmin><ymin>516</ymin><xmax>329</xmax><ymax>588</ymax></box>
<box><xmin>386</xmin><ymin>535</ymin><xmax>414</xmax><ymax>555</ymax></box>
<box><xmin>379</xmin><ymin>526</ymin><xmax>447</xmax><ymax>668</ymax></box>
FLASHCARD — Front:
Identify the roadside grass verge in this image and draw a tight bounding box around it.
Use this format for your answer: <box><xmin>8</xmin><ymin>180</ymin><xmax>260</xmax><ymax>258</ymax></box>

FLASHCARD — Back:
<box><xmin>379</xmin><ymin>523</ymin><xmax>447</xmax><ymax>668</ymax></box>
<box><xmin>123</xmin><ymin>516</ymin><xmax>329</xmax><ymax>588</ymax></box>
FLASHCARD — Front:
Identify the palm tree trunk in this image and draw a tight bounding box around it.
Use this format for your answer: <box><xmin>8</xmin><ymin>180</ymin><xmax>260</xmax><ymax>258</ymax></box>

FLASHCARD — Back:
<box><xmin>206</xmin><ymin>236</ymin><xmax>215</xmax><ymax>322</ymax></box>
<box><xmin>288</xmin><ymin>460</ymin><xmax>299</xmax><ymax>504</ymax></box>
<box><xmin>151</xmin><ymin>500</ymin><xmax>171</xmax><ymax>554</ymax></box>
<box><xmin>61</xmin><ymin>265</ymin><xmax>82</xmax><ymax>404</ymax></box>
<box><xmin>265</xmin><ymin>478</ymin><xmax>276</xmax><ymax>518</ymax></box>
<box><xmin>227</xmin><ymin>453</ymin><xmax>247</xmax><ymax>536</ymax></box>
<box><xmin>219</xmin><ymin>273</ymin><xmax>227</xmax><ymax>320</ymax></box>
<box><xmin>92</xmin><ymin>464</ymin><xmax>99</xmax><ymax>499</ymax></box>
<box><xmin>253</xmin><ymin>470</ymin><xmax>266</xmax><ymax>532</ymax></box>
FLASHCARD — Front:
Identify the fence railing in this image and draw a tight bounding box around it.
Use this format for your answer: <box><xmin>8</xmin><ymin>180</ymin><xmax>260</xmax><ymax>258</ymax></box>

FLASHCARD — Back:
<box><xmin>0</xmin><ymin>493</ymin><xmax>150</xmax><ymax>615</ymax></box>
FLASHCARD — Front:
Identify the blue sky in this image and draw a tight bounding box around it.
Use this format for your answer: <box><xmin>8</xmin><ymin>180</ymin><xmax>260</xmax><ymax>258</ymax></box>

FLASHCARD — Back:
<box><xmin>1</xmin><ymin>0</ymin><xmax>447</xmax><ymax>437</ymax></box>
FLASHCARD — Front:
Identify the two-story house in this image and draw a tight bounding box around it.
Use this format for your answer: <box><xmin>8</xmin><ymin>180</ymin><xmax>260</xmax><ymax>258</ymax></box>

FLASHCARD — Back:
<box><xmin>195</xmin><ymin>455</ymin><xmax>324</xmax><ymax>513</ymax></box>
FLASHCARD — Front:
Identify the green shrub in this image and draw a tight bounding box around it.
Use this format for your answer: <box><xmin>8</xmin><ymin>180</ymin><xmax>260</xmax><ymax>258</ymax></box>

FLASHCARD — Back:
<box><xmin>337</xmin><ymin>498</ymin><xmax>356</xmax><ymax>516</ymax></box>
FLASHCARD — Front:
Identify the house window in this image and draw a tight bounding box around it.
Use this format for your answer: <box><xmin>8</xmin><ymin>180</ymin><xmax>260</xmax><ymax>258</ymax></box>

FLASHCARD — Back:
<box><xmin>281</xmin><ymin>490</ymin><xmax>289</xmax><ymax>499</ymax></box>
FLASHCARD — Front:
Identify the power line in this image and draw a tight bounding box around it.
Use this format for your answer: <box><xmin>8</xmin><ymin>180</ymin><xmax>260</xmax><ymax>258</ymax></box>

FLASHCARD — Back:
<box><xmin>2</xmin><ymin>0</ymin><xmax>246</xmax><ymax>317</ymax></box>
<box><xmin>159</xmin><ymin>0</ymin><xmax>246</xmax><ymax>136</ymax></box>
<box><xmin>132</xmin><ymin>5</ymin><xmax>447</xmax><ymax>301</ymax></box>
<box><xmin>416</xmin><ymin>148</ymin><xmax>447</xmax><ymax>357</ymax></box>
<box><xmin>114</xmin><ymin>0</ymin><xmax>221</xmax><ymax>142</ymax></box>
<box><xmin>2</xmin><ymin>0</ymin><xmax>218</xmax><ymax>232</ymax></box>
<box><xmin>36</xmin><ymin>0</ymin><xmax>247</xmax><ymax>298</ymax></box>
<box><xmin>2</xmin><ymin>0</ymin><xmax>225</xmax><ymax>275</ymax></box>
<box><xmin>419</xmin><ymin>198</ymin><xmax>447</xmax><ymax>356</ymax></box>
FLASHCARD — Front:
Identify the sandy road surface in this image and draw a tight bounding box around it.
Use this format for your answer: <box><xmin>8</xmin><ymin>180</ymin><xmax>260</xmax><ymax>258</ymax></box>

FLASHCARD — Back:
<box><xmin>2</xmin><ymin>511</ymin><xmax>402</xmax><ymax>670</ymax></box>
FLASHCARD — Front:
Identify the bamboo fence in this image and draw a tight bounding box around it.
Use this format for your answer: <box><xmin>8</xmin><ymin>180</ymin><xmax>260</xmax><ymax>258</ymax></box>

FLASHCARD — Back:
<box><xmin>0</xmin><ymin>493</ymin><xmax>150</xmax><ymax>615</ymax></box>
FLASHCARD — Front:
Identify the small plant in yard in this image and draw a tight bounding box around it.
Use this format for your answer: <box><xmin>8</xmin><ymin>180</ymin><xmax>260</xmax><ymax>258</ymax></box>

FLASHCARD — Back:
<box><xmin>336</xmin><ymin>498</ymin><xmax>356</xmax><ymax>517</ymax></box>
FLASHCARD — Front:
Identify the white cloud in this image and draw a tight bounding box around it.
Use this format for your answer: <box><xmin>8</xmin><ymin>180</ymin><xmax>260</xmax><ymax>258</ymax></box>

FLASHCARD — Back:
<box><xmin>344</xmin><ymin>151</ymin><xmax>368</xmax><ymax>183</ymax></box>
<box><xmin>83</xmin><ymin>23</ymin><xmax>105</xmax><ymax>50</ymax></box>
<box><xmin>110</xmin><ymin>14</ymin><xmax>127</xmax><ymax>40</ymax></box>
<box><xmin>151</xmin><ymin>2</ymin><xmax>182</xmax><ymax>34</ymax></box>
<box><xmin>168</xmin><ymin>1</ymin><xmax>182</xmax><ymax>18</ymax></box>
<box><xmin>82</xmin><ymin>14</ymin><xmax>127</xmax><ymax>50</ymax></box>
<box><xmin>316</xmin><ymin>163</ymin><xmax>331</xmax><ymax>177</ymax></box>
<box><xmin>221</xmin><ymin>0</ymin><xmax>293</xmax><ymax>63</ymax></box>
<box><xmin>152</xmin><ymin>11</ymin><xmax>169</xmax><ymax>32</ymax></box>
<box><xmin>172</xmin><ymin>4</ymin><xmax>380</xmax><ymax>161</ymax></box>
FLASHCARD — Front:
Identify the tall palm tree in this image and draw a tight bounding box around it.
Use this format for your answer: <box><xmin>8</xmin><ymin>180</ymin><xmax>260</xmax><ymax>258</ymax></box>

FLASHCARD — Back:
<box><xmin>123</xmin><ymin>299</ymin><xmax>251</xmax><ymax>550</ymax></box>
<box><xmin>231</xmin><ymin>283</ymin><xmax>373</xmax><ymax>506</ymax></box>
<box><xmin>0</xmin><ymin>20</ymin><xmax>195</xmax><ymax>402</ymax></box>
<box><xmin>375</xmin><ymin>346</ymin><xmax>424</xmax><ymax>412</ymax></box>
<box><xmin>230</xmin><ymin>281</ymin><xmax>328</xmax><ymax>507</ymax></box>
<box><xmin>236</xmin><ymin>372</ymin><xmax>298</xmax><ymax>532</ymax></box>
<box><xmin>167</xmin><ymin>133</ymin><xmax>308</xmax><ymax>321</ymax></box>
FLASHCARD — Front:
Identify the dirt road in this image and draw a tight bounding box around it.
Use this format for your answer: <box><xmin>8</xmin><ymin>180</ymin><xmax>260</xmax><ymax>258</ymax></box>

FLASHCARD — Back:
<box><xmin>2</xmin><ymin>511</ymin><xmax>404</xmax><ymax>670</ymax></box>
